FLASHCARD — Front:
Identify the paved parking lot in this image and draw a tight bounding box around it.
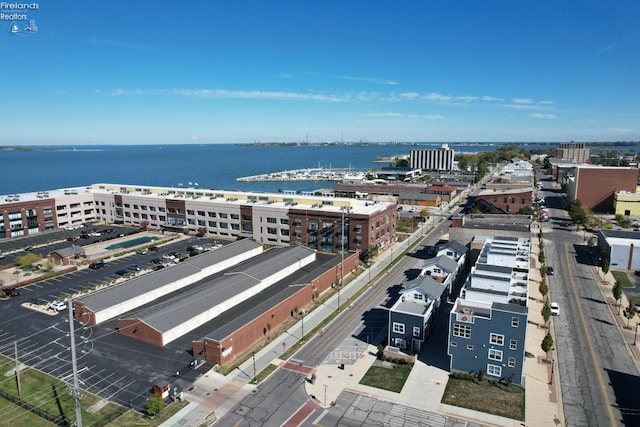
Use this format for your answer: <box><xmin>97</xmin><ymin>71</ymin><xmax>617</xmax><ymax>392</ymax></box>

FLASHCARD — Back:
<box><xmin>0</xmin><ymin>228</ymin><xmax>228</xmax><ymax>410</ymax></box>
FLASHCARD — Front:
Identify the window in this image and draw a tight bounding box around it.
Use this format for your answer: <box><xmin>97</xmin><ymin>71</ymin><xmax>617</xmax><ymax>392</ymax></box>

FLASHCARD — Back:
<box><xmin>187</xmin><ymin>210</ymin><xmax>195</xmax><ymax>215</ymax></box>
<box><xmin>453</xmin><ymin>324</ymin><xmax>471</xmax><ymax>339</ymax></box>
<box><xmin>267</xmin><ymin>227</ymin><xmax>277</xmax><ymax>235</ymax></box>
<box><xmin>488</xmin><ymin>349</ymin><xmax>503</xmax><ymax>361</ymax></box>
<box><xmin>490</xmin><ymin>333</ymin><xmax>504</xmax><ymax>346</ymax></box>
<box><xmin>219</xmin><ymin>212</ymin><xmax>228</xmax><ymax>218</ymax></box>
<box><xmin>511</xmin><ymin>317</ymin><xmax>519</xmax><ymax>327</ymax></box>
<box><xmin>466</xmin><ymin>344</ymin><xmax>474</xmax><ymax>350</ymax></box>
<box><xmin>231</xmin><ymin>214</ymin><xmax>239</xmax><ymax>220</ymax></box>
<box><xmin>508</xmin><ymin>357</ymin><xmax>516</xmax><ymax>367</ymax></box>
<box><xmin>267</xmin><ymin>217</ymin><xmax>277</xmax><ymax>224</ymax></box>
<box><xmin>510</xmin><ymin>339</ymin><xmax>517</xmax><ymax>350</ymax></box>
<box><xmin>450</xmin><ymin>342</ymin><xmax>457</xmax><ymax>347</ymax></box>
<box><xmin>487</xmin><ymin>364</ymin><xmax>501</xmax><ymax>377</ymax></box>
<box><xmin>394</xmin><ymin>338</ymin><xmax>406</xmax><ymax>349</ymax></box>
<box><xmin>392</xmin><ymin>322</ymin><xmax>405</xmax><ymax>334</ymax></box>
<box><xmin>413</xmin><ymin>327</ymin><xmax>420</xmax><ymax>337</ymax></box>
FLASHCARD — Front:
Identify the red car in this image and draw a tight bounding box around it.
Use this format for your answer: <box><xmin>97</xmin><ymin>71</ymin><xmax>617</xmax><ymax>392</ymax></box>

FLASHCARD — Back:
<box><xmin>4</xmin><ymin>288</ymin><xmax>21</xmax><ymax>297</ymax></box>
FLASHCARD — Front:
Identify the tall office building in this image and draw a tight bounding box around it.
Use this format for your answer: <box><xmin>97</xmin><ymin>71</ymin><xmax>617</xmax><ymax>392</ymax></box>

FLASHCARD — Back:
<box><xmin>410</xmin><ymin>144</ymin><xmax>455</xmax><ymax>171</ymax></box>
<box><xmin>556</xmin><ymin>142</ymin><xmax>590</xmax><ymax>163</ymax></box>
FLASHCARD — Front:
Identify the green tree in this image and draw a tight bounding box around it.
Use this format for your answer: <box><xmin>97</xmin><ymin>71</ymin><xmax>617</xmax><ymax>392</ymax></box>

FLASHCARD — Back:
<box><xmin>624</xmin><ymin>303</ymin><xmax>637</xmax><ymax>327</ymax></box>
<box><xmin>567</xmin><ymin>199</ymin><xmax>588</xmax><ymax>229</ymax></box>
<box><xmin>457</xmin><ymin>154</ymin><xmax>470</xmax><ymax>172</ymax></box>
<box><xmin>602</xmin><ymin>257</ymin><xmax>610</xmax><ymax>274</ymax></box>
<box><xmin>146</xmin><ymin>396</ymin><xmax>165</xmax><ymax>416</ymax></box>
<box><xmin>15</xmin><ymin>253</ymin><xmax>42</xmax><ymax>268</ymax></box>
<box><xmin>396</xmin><ymin>158</ymin><xmax>409</xmax><ymax>168</ymax></box>
<box><xmin>542</xmin><ymin>302</ymin><xmax>551</xmax><ymax>326</ymax></box>
<box><xmin>541</xmin><ymin>332</ymin><xmax>554</xmax><ymax>361</ymax></box>
<box><xmin>613</xmin><ymin>281</ymin><xmax>623</xmax><ymax>314</ymax></box>
<box><xmin>539</xmin><ymin>281</ymin><xmax>549</xmax><ymax>301</ymax></box>
<box><xmin>538</xmin><ymin>251</ymin><xmax>545</xmax><ymax>264</ymax></box>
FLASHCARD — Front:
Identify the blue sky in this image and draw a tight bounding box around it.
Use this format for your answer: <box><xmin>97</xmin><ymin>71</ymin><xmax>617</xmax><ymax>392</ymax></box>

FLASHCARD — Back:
<box><xmin>2</xmin><ymin>1</ymin><xmax>639</xmax><ymax>145</ymax></box>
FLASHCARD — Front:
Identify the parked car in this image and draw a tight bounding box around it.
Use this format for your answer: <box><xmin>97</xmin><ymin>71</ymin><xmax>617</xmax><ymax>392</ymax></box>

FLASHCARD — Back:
<box><xmin>128</xmin><ymin>264</ymin><xmax>141</xmax><ymax>271</ymax></box>
<box><xmin>89</xmin><ymin>261</ymin><xmax>105</xmax><ymax>269</ymax></box>
<box><xmin>115</xmin><ymin>270</ymin><xmax>128</xmax><ymax>276</ymax></box>
<box><xmin>136</xmin><ymin>249</ymin><xmax>148</xmax><ymax>255</ymax></box>
<box><xmin>67</xmin><ymin>236</ymin><xmax>78</xmax><ymax>242</ymax></box>
<box><xmin>150</xmin><ymin>258</ymin><xmax>163</xmax><ymax>264</ymax></box>
<box><xmin>148</xmin><ymin>246</ymin><xmax>159</xmax><ymax>251</ymax></box>
<box><xmin>162</xmin><ymin>254</ymin><xmax>175</xmax><ymax>260</ymax></box>
<box><xmin>49</xmin><ymin>301</ymin><xmax>67</xmax><ymax>312</ymax></box>
<box><xmin>0</xmin><ymin>253</ymin><xmax>5</xmax><ymax>259</ymax></box>
<box><xmin>4</xmin><ymin>288</ymin><xmax>21</xmax><ymax>297</ymax></box>
<box><xmin>550</xmin><ymin>302</ymin><xmax>560</xmax><ymax>316</ymax></box>
<box><xmin>547</xmin><ymin>266</ymin><xmax>554</xmax><ymax>275</ymax></box>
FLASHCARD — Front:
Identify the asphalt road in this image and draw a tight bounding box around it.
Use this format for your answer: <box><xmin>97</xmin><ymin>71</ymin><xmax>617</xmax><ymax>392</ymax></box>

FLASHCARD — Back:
<box><xmin>539</xmin><ymin>181</ymin><xmax>640</xmax><ymax>426</ymax></box>
<box><xmin>214</xmin><ymin>217</ymin><xmax>465</xmax><ymax>427</ymax></box>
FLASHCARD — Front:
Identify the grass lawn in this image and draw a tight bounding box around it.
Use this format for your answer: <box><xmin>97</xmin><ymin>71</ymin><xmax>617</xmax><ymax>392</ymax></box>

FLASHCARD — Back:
<box><xmin>441</xmin><ymin>377</ymin><xmax>525</xmax><ymax>421</ymax></box>
<box><xmin>0</xmin><ymin>356</ymin><xmax>136</xmax><ymax>426</ymax></box>
<box><xmin>359</xmin><ymin>365</ymin><xmax>411</xmax><ymax>393</ymax></box>
<box><xmin>105</xmin><ymin>401</ymin><xmax>191</xmax><ymax>427</ymax></box>
<box><xmin>612</xmin><ymin>270</ymin><xmax>634</xmax><ymax>288</ymax></box>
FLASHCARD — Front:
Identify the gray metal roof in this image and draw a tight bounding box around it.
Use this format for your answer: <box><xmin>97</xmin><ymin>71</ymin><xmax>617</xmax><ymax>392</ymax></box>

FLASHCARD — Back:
<box><xmin>121</xmin><ymin>245</ymin><xmax>316</xmax><ymax>334</ymax></box>
<box><xmin>442</xmin><ymin>240</ymin><xmax>467</xmax><ymax>256</ymax></box>
<box><xmin>432</xmin><ymin>254</ymin><xmax>459</xmax><ymax>274</ymax></box>
<box><xmin>403</xmin><ymin>275</ymin><xmax>446</xmax><ymax>301</ymax></box>
<box><xmin>51</xmin><ymin>245</ymin><xmax>85</xmax><ymax>258</ymax></box>
<box><xmin>77</xmin><ymin>239</ymin><xmax>263</xmax><ymax>312</ymax></box>
<box><xmin>201</xmin><ymin>252</ymin><xmax>341</xmax><ymax>341</ymax></box>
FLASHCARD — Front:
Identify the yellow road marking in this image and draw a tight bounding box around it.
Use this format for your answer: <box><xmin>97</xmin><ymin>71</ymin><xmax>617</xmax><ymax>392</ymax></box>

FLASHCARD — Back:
<box><xmin>564</xmin><ymin>244</ymin><xmax>616</xmax><ymax>426</ymax></box>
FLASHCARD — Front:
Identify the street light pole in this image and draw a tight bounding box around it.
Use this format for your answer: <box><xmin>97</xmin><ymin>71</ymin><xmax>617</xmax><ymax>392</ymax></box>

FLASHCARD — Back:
<box><xmin>300</xmin><ymin>310</ymin><xmax>304</xmax><ymax>340</ymax></box>
<box><xmin>635</xmin><ymin>322</ymin><xmax>640</xmax><ymax>346</ymax></box>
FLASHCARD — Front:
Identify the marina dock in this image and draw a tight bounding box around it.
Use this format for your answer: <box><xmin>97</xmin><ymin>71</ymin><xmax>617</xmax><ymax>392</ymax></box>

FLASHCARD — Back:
<box><xmin>236</xmin><ymin>168</ymin><xmax>365</xmax><ymax>182</ymax></box>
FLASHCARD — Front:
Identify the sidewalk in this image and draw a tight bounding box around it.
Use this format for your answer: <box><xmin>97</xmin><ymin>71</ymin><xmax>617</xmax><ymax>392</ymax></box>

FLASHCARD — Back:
<box><xmin>593</xmin><ymin>266</ymin><xmax>640</xmax><ymax>371</ymax></box>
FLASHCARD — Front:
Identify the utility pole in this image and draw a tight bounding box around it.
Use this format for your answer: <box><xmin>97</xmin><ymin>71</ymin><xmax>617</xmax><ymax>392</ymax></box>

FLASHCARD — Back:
<box><xmin>252</xmin><ymin>352</ymin><xmax>256</xmax><ymax>383</ymax></box>
<box><xmin>68</xmin><ymin>299</ymin><xmax>83</xmax><ymax>427</ymax></box>
<box><xmin>14</xmin><ymin>341</ymin><xmax>21</xmax><ymax>399</ymax></box>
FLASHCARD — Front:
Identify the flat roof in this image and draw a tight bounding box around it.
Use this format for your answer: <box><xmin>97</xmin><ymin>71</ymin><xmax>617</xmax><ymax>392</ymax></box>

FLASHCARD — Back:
<box><xmin>77</xmin><ymin>239</ymin><xmax>263</xmax><ymax>312</ymax></box>
<box><xmin>120</xmin><ymin>245</ymin><xmax>316</xmax><ymax>333</ymax></box>
<box><xmin>201</xmin><ymin>252</ymin><xmax>341</xmax><ymax>341</ymax></box>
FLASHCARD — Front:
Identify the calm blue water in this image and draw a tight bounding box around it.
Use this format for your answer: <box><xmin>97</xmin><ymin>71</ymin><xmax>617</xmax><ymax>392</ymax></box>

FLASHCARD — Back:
<box><xmin>0</xmin><ymin>142</ymin><xmax>628</xmax><ymax>195</ymax></box>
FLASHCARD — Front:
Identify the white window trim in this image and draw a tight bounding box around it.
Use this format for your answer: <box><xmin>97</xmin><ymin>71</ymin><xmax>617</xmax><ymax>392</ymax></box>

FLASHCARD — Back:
<box><xmin>392</xmin><ymin>322</ymin><xmax>405</xmax><ymax>334</ymax></box>
<box><xmin>488</xmin><ymin>348</ymin><xmax>503</xmax><ymax>361</ymax></box>
<box><xmin>490</xmin><ymin>333</ymin><xmax>504</xmax><ymax>346</ymax></box>
<box><xmin>487</xmin><ymin>364</ymin><xmax>502</xmax><ymax>377</ymax></box>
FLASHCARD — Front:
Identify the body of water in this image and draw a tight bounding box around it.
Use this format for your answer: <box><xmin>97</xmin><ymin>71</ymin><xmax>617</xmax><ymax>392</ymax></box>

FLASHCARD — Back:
<box><xmin>0</xmin><ymin>142</ymin><xmax>630</xmax><ymax>195</ymax></box>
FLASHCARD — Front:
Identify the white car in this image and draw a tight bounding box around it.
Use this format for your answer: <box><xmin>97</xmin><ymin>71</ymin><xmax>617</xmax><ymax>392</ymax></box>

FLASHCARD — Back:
<box><xmin>550</xmin><ymin>302</ymin><xmax>560</xmax><ymax>316</ymax></box>
<box><xmin>49</xmin><ymin>301</ymin><xmax>67</xmax><ymax>312</ymax></box>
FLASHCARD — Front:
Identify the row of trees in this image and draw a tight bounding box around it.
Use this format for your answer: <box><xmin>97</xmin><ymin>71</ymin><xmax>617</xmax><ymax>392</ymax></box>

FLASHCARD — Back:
<box><xmin>537</xmin><ymin>229</ymin><xmax>555</xmax><ymax>359</ymax></box>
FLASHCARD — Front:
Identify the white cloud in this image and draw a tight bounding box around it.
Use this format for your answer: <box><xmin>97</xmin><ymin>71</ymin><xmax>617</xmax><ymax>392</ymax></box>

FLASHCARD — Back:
<box><xmin>482</xmin><ymin>96</ymin><xmax>503</xmax><ymax>102</ymax></box>
<box><xmin>513</xmin><ymin>98</ymin><xmax>534</xmax><ymax>104</ymax></box>
<box><xmin>537</xmin><ymin>100</ymin><xmax>556</xmax><ymax>105</ymax></box>
<box><xmin>110</xmin><ymin>88</ymin><xmax>348</xmax><ymax>102</ymax></box>
<box><xmin>424</xmin><ymin>92</ymin><xmax>452</xmax><ymax>101</ymax></box>
<box><xmin>400</xmin><ymin>92</ymin><xmax>420</xmax><ymax>100</ymax></box>
<box><xmin>368</xmin><ymin>113</ymin><xmax>403</xmax><ymax>117</ymax></box>
<box><xmin>530</xmin><ymin>113</ymin><xmax>556</xmax><ymax>119</ymax></box>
